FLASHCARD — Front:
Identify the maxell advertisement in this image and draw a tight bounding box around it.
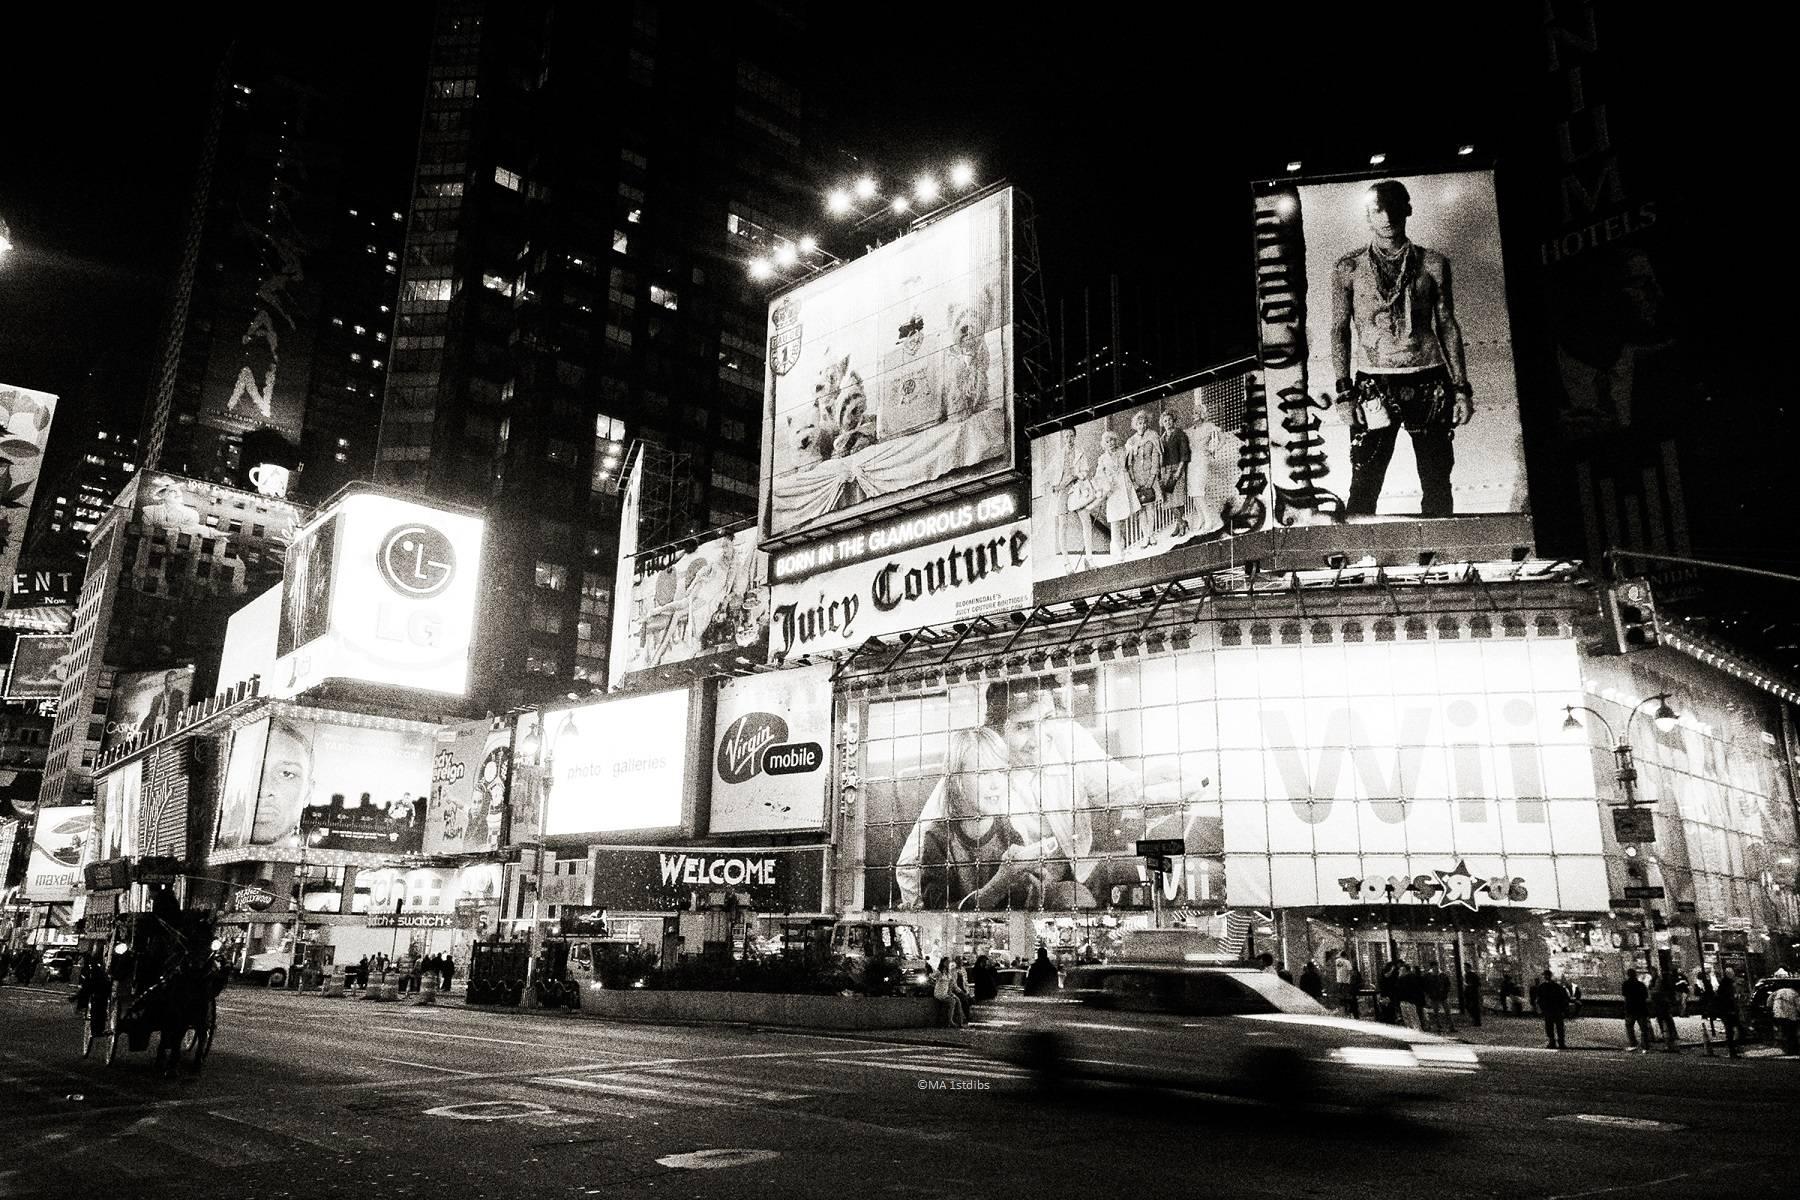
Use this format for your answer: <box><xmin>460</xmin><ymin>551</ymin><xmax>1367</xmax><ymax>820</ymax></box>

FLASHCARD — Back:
<box><xmin>710</xmin><ymin>663</ymin><xmax>833</xmax><ymax>835</ymax></box>
<box><xmin>101</xmin><ymin>666</ymin><xmax>196</xmax><ymax>752</ymax></box>
<box><xmin>613</xmin><ymin>526</ymin><xmax>768</xmax><ymax>680</ymax></box>
<box><xmin>5</xmin><ymin>634</ymin><xmax>71</xmax><ymax>700</ymax></box>
<box><xmin>23</xmin><ymin>804</ymin><xmax>92</xmax><ymax>902</ymax></box>
<box><xmin>271</xmin><ymin>491</ymin><xmax>485</xmax><ymax>698</ymax></box>
<box><xmin>1030</xmin><ymin>373</ymin><xmax>1249</xmax><ymax>584</ymax></box>
<box><xmin>589</xmin><ymin>845</ymin><xmax>825</xmax><ymax>913</ymax></box>
<box><xmin>1245</xmin><ymin>169</ymin><xmax>1525</xmax><ymax>530</ymax></box>
<box><xmin>0</xmin><ymin>384</ymin><xmax>59</xmax><ymax>596</ymax></box>
<box><xmin>540</xmin><ymin>689</ymin><xmax>692</xmax><ymax>838</ymax></box>
<box><xmin>761</xmin><ymin>188</ymin><xmax>1015</xmax><ymax>543</ymax></box>
<box><xmin>768</xmin><ymin>517</ymin><xmax>1031</xmax><ymax>660</ymax></box>
<box><xmin>214</xmin><ymin>711</ymin><xmax>432</xmax><ymax>851</ymax></box>
<box><xmin>425</xmin><ymin>719</ymin><xmax>510</xmax><ymax>856</ymax></box>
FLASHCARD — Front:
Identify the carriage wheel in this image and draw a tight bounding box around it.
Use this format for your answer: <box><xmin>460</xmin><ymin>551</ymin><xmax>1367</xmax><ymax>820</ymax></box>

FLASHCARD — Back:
<box><xmin>81</xmin><ymin>1013</ymin><xmax>95</xmax><ymax>1059</ymax></box>
<box><xmin>104</xmin><ymin>1025</ymin><xmax>122</xmax><ymax>1066</ymax></box>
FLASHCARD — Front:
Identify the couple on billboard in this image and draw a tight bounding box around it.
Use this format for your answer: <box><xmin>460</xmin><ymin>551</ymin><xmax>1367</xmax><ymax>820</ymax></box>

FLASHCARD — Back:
<box><xmin>893</xmin><ymin>682</ymin><xmax>1197</xmax><ymax>911</ymax></box>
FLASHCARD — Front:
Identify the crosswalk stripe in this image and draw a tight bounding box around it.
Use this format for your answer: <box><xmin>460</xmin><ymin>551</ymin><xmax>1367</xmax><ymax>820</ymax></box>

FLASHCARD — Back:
<box><xmin>532</xmin><ymin>1074</ymin><xmax>746</xmax><ymax>1107</ymax></box>
<box><xmin>631</xmin><ymin>1066</ymin><xmax>819</xmax><ymax>1100</ymax></box>
<box><xmin>833</xmin><ymin>1059</ymin><xmax>1027</xmax><ymax>1082</ymax></box>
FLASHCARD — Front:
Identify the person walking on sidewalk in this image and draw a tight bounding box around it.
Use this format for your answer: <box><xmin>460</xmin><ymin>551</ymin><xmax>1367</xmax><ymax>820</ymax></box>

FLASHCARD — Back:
<box><xmin>1772</xmin><ymin>980</ymin><xmax>1800</xmax><ymax>1055</ymax></box>
<box><xmin>1622</xmin><ymin>968</ymin><xmax>1653</xmax><ymax>1052</ymax></box>
<box><xmin>1425</xmin><ymin>962</ymin><xmax>1456</xmax><ymax>1033</ymax></box>
<box><xmin>1650</xmin><ymin>969</ymin><xmax>1679</xmax><ymax>1051</ymax></box>
<box><xmin>1460</xmin><ymin>964</ymin><xmax>1482</xmax><ymax>1028</ymax></box>
<box><xmin>1538</xmin><ymin>970</ymin><xmax>1571</xmax><ymax>1049</ymax></box>
<box><xmin>1713</xmin><ymin>969</ymin><xmax>1742</xmax><ymax>1057</ymax></box>
<box><xmin>1334</xmin><ymin>951</ymin><xmax>1358</xmax><ymax>1017</ymax></box>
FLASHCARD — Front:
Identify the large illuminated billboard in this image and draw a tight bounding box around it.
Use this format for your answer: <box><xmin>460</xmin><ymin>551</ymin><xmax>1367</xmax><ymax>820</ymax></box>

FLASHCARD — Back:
<box><xmin>425</xmin><ymin>719</ymin><xmax>510</xmax><ymax>856</ymax></box>
<box><xmin>271</xmin><ymin>489</ymin><xmax>485</xmax><ymax>697</ymax></box>
<box><xmin>1245</xmin><ymin>169</ymin><xmax>1525</xmax><ymax>531</ymax></box>
<box><xmin>0</xmin><ymin>384</ymin><xmax>60</xmax><ymax>594</ymax></box>
<box><xmin>214</xmin><ymin>710</ymin><xmax>433</xmax><ymax>851</ymax></box>
<box><xmin>760</xmin><ymin>188</ymin><xmax>1016</xmax><ymax>544</ymax></box>
<box><xmin>5</xmin><ymin>634</ymin><xmax>71</xmax><ymax>700</ymax></box>
<box><xmin>102</xmin><ymin>666</ymin><xmax>196</xmax><ymax>752</ymax></box>
<box><xmin>709</xmin><ymin>663</ymin><xmax>833</xmax><ymax>835</ymax></box>
<box><xmin>96</xmin><ymin>759</ymin><xmax>144</xmax><ymax>860</ymax></box>
<box><xmin>540</xmin><ymin>689</ymin><xmax>692</xmax><ymax>839</ymax></box>
<box><xmin>613</xmin><ymin>527</ymin><xmax>769</xmax><ymax>682</ymax></box>
<box><xmin>23</xmin><ymin>804</ymin><xmax>92</xmax><ymax>902</ymax></box>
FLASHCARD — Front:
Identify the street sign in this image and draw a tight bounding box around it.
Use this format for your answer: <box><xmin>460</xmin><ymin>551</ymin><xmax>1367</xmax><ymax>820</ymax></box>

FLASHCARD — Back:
<box><xmin>1622</xmin><ymin>885</ymin><xmax>1665</xmax><ymax>900</ymax></box>
<box><xmin>1146</xmin><ymin>856</ymin><xmax>1173</xmax><ymax>875</ymax></box>
<box><xmin>1611</xmin><ymin>807</ymin><xmax>1656</xmax><ymax>844</ymax></box>
<box><xmin>1135</xmin><ymin>839</ymin><xmax>1185</xmax><ymax>857</ymax></box>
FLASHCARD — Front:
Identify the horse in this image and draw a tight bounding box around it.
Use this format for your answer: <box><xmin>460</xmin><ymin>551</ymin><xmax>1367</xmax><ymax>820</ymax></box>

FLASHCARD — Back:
<box><xmin>149</xmin><ymin>952</ymin><xmax>224</xmax><ymax>1077</ymax></box>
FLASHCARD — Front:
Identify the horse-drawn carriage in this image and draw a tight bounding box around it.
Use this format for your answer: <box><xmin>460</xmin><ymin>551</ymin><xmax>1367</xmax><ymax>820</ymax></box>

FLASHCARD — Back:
<box><xmin>75</xmin><ymin>902</ymin><xmax>225</xmax><ymax>1074</ymax></box>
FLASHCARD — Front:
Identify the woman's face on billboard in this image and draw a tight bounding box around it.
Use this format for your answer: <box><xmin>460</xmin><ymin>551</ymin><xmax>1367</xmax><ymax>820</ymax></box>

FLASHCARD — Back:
<box><xmin>252</xmin><ymin>724</ymin><xmax>313</xmax><ymax>844</ymax></box>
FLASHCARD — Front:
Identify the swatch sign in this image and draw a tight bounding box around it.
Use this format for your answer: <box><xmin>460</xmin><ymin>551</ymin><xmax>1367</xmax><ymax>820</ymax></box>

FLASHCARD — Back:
<box><xmin>709</xmin><ymin>664</ymin><xmax>832</xmax><ymax>834</ymax></box>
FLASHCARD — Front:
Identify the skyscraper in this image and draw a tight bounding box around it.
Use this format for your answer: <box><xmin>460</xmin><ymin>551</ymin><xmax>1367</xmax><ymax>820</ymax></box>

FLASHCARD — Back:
<box><xmin>374</xmin><ymin>0</ymin><xmax>811</xmax><ymax>708</ymax></box>
<box><xmin>138</xmin><ymin>28</ymin><xmax>418</xmax><ymax>507</ymax></box>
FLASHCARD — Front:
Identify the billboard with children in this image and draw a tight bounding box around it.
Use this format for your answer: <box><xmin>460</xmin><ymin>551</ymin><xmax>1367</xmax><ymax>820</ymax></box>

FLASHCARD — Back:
<box><xmin>759</xmin><ymin>188</ymin><xmax>1017</xmax><ymax>546</ymax></box>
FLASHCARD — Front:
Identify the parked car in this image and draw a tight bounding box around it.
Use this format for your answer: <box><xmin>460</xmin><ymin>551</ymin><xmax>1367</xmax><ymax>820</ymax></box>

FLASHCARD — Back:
<box><xmin>44</xmin><ymin>945</ymin><xmax>80</xmax><ymax>982</ymax></box>
<box><xmin>829</xmin><ymin>920</ymin><xmax>932</xmax><ymax>996</ymax></box>
<box><xmin>1748</xmin><ymin>974</ymin><xmax>1799</xmax><ymax>1042</ymax></box>
<box><xmin>990</xmin><ymin>962</ymin><xmax>1479</xmax><ymax>1107</ymax></box>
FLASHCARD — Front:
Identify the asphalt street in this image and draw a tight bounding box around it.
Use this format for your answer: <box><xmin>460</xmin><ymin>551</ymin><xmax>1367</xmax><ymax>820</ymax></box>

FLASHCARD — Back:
<box><xmin>0</xmin><ymin>982</ymin><xmax>1793</xmax><ymax>1199</ymax></box>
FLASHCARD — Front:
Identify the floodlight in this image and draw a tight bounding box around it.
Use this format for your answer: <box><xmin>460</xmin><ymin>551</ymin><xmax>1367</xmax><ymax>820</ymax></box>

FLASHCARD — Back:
<box><xmin>774</xmin><ymin>243</ymin><xmax>797</xmax><ymax>267</ymax></box>
<box><xmin>748</xmin><ymin>258</ymin><xmax>773</xmax><ymax>280</ymax></box>
<box><xmin>891</xmin><ymin>196</ymin><xmax>909</xmax><ymax>214</ymax></box>
<box><xmin>1369</xmin><ymin>152</ymin><xmax>1388</xmax><ymax>165</ymax></box>
<box><xmin>914</xmin><ymin>175</ymin><xmax>940</xmax><ymax>203</ymax></box>
<box><xmin>1285</xmin><ymin>161</ymin><xmax>1302</xmax><ymax>173</ymax></box>
<box><xmin>950</xmin><ymin>162</ymin><xmax>974</xmax><ymax>187</ymax></box>
<box><xmin>797</xmin><ymin>235</ymin><xmax>817</xmax><ymax>255</ymax></box>
<box><xmin>854</xmin><ymin>177</ymin><xmax>877</xmax><ymax>200</ymax></box>
<box><xmin>826</xmin><ymin>189</ymin><xmax>851</xmax><ymax>215</ymax></box>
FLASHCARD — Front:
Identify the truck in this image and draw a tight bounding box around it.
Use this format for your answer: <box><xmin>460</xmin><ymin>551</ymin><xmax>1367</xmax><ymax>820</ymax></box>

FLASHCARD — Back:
<box><xmin>238</xmin><ymin>938</ymin><xmax>333</xmax><ymax>989</ymax></box>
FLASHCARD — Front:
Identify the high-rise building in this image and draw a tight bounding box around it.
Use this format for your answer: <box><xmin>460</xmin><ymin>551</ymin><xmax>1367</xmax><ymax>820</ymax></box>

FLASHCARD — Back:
<box><xmin>374</xmin><ymin>0</ymin><xmax>811</xmax><ymax>708</ymax></box>
<box><xmin>138</xmin><ymin>34</ymin><xmax>414</xmax><ymax>508</ymax></box>
<box><xmin>35</xmin><ymin>472</ymin><xmax>304</xmax><ymax>809</ymax></box>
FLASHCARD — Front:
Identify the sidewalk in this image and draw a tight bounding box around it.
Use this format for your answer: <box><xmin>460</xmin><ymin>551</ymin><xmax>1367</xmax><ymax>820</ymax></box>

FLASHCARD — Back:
<box><xmin>1438</xmin><ymin>1011</ymin><xmax>1715</xmax><ymax>1053</ymax></box>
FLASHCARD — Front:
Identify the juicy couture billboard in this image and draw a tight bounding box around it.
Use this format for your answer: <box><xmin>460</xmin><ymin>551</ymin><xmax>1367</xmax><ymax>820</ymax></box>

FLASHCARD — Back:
<box><xmin>768</xmin><ymin>497</ymin><xmax>1031</xmax><ymax>660</ymax></box>
<box><xmin>760</xmin><ymin>189</ymin><xmax>1017</xmax><ymax>546</ymax></box>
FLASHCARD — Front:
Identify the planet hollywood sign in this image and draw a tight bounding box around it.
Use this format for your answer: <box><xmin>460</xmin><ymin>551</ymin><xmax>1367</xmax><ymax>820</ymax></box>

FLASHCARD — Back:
<box><xmin>1336</xmin><ymin>860</ymin><xmax>1528</xmax><ymax>911</ymax></box>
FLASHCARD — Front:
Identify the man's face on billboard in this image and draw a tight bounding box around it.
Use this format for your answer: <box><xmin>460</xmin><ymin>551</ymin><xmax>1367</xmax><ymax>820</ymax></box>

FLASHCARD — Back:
<box><xmin>253</xmin><ymin>724</ymin><xmax>312</xmax><ymax>844</ymax></box>
<box><xmin>1001</xmin><ymin>692</ymin><xmax>1053</xmax><ymax>766</ymax></box>
<box><xmin>1364</xmin><ymin>191</ymin><xmax>1408</xmax><ymax>241</ymax></box>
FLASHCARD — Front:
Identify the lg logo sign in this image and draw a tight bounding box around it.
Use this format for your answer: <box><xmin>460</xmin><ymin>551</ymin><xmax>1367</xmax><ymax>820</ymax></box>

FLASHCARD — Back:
<box><xmin>378</xmin><ymin>524</ymin><xmax>457</xmax><ymax>598</ymax></box>
<box><xmin>375</xmin><ymin>523</ymin><xmax>457</xmax><ymax>651</ymax></box>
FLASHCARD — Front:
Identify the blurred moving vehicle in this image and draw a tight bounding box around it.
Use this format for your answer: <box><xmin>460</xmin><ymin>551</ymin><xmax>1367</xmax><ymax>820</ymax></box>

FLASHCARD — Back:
<box><xmin>1748</xmin><ymin>974</ymin><xmax>1798</xmax><ymax>1042</ymax></box>
<box><xmin>992</xmin><ymin>961</ymin><xmax>1479</xmax><ymax>1106</ymax></box>
<box><xmin>45</xmin><ymin>945</ymin><xmax>80</xmax><ymax>982</ymax></box>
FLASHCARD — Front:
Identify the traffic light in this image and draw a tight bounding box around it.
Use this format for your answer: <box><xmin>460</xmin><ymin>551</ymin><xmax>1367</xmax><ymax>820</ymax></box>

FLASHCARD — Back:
<box><xmin>1605</xmin><ymin>579</ymin><xmax>1659</xmax><ymax>653</ymax></box>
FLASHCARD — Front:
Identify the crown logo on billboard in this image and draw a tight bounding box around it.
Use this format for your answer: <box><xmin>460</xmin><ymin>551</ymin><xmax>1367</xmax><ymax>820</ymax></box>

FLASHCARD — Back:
<box><xmin>769</xmin><ymin>296</ymin><xmax>802</xmax><ymax>377</ymax></box>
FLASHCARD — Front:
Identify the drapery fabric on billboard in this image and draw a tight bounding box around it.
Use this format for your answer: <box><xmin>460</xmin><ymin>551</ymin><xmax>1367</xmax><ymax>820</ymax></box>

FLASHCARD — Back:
<box><xmin>509</xmin><ymin>712</ymin><xmax>546</xmax><ymax>845</ymax></box>
<box><xmin>605</xmin><ymin>450</ymin><xmax>643</xmax><ymax>692</ymax></box>
<box><xmin>213</xmin><ymin>719</ymin><xmax>270</xmax><ymax>850</ymax></box>
<box><xmin>849</xmin><ymin>629</ymin><xmax>1608</xmax><ymax>913</ymax></box>
<box><xmin>768</xmin><ymin>520</ymin><xmax>1031</xmax><ymax>660</ymax></box>
<box><xmin>1030</xmin><ymin>374</ymin><xmax>1249</xmax><ymax>584</ymax></box>
<box><xmin>277</xmin><ymin>513</ymin><xmax>337</xmax><ymax>658</ymax></box>
<box><xmin>0</xmin><ymin>385</ymin><xmax>59</xmax><ymax>596</ymax></box>
<box><xmin>589</xmin><ymin>845</ymin><xmax>825</xmax><ymax>913</ymax></box>
<box><xmin>23</xmin><ymin>804</ymin><xmax>92</xmax><ymax>902</ymax></box>
<box><xmin>1244</xmin><ymin>170</ymin><xmax>1525</xmax><ymax>531</ymax></box>
<box><xmin>142</xmin><ymin>743</ymin><xmax>190</xmax><ymax>861</ymax></box>
<box><xmin>271</xmin><ymin>491</ymin><xmax>485</xmax><ymax>697</ymax></box>
<box><xmin>710</xmin><ymin>663</ymin><xmax>833</xmax><ymax>835</ymax></box>
<box><xmin>761</xmin><ymin>189</ymin><xmax>1015</xmax><ymax>542</ymax></box>
<box><xmin>613</xmin><ymin>527</ymin><xmax>768</xmax><ymax>679</ymax></box>
<box><xmin>425</xmin><ymin>720</ymin><xmax>510</xmax><ymax>856</ymax></box>
<box><xmin>540</xmin><ymin>689</ymin><xmax>691</xmax><ymax>838</ymax></box>
<box><xmin>96</xmin><ymin>759</ymin><xmax>144</xmax><ymax>861</ymax></box>
<box><xmin>102</xmin><ymin>666</ymin><xmax>196</xmax><ymax>752</ymax></box>
<box><xmin>5</xmin><ymin>634</ymin><xmax>71</xmax><ymax>699</ymax></box>
<box><xmin>213</xmin><ymin>712</ymin><xmax>432</xmax><ymax>850</ymax></box>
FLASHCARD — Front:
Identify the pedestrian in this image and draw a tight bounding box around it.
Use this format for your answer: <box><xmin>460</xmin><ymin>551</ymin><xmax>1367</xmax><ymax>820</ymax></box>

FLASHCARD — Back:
<box><xmin>1622</xmin><ymin>967</ymin><xmax>1653</xmax><ymax>1052</ymax></box>
<box><xmin>1771</xmin><ymin>980</ymin><xmax>1800</xmax><ymax>1055</ymax></box>
<box><xmin>1528</xmin><ymin>973</ymin><xmax>1541</xmax><ymax>1016</ymax></box>
<box><xmin>1377</xmin><ymin>960</ymin><xmax>1402</xmax><ymax>1024</ymax></box>
<box><xmin>357</xmin><ymin>955</ymin><xmax>370</xmax><ymax>990</ymax></box>
<box><xmin>1024</xmin><ymin>945</ymin><xmax>1059</xmax><ymax>997</ymax></box>
<box><xmin>1651</xmin><ymin>969</ymin><xmax>1679</xmax><ymax>1051</ymax></box>
<box><xmin>1675</xmin><ymin>970</ymin><xmax>1690</xmax><ymax>1016</ymax></box>
<box><xmin>1257</xmin><ymin>952</ymin><xmax>1277</xmax><ymax>974</ymax></box>
<box><xmin>933</xmin><ymin>957</ymin><xmax>965</xmax><ymax>1027</ymax></box>
<box><xmin>1713</xmin><ymin>969</ymin><xmax>1741</xmax><ymax>1057</ymax></box>
<box><xmin>1425</xmin><ymin>962</ymin><xmax>1456</xmax><ymax>1033</ymax></box>
<box><xmin>1298</xmin><ymin>960</ymin><xmax>1323</xmax><ymax>1002</ymax></box>
<box><xmin>1500</xmin><ymin>973</ymin><xmax>1519</xmax><ymax>1015</ymax></box>
<box><xmin>1333</xmin><ymin>950</ymin><xmax>1357</xmax><ymax>1015</ymax></box>
<box><xmin>1461</xmin><ymin>964</ymin><xmax>1483</xmax><ymax>1028</ymax></box>
<box><xmin>0</xmin><ymin>945</ymin><xmax>11</xmax><ymax>987</ymax></box>
<box><xmin>1348</xmin><ymin>961</ymin><xmax>1364</xmax><ymax>1020</ymax></box>
<box><xmin>971</xmin><ymin>954</ymin><xmax>999</xmax><ymax>1004</ymax></box>
<box><xmin>441</xmin><ymin>954</ymin><xmax>454</xmax><ymax>992</ymax></box>
<box><xmin>1538</xmin><ymin>969</ymin><xmax>1571</xmax><ymax>1049</ymax></box>
<box><xmin>1400</xmin><ymin>964</ymin><xmax>1429</xmax><ymax>1031</ymax></box>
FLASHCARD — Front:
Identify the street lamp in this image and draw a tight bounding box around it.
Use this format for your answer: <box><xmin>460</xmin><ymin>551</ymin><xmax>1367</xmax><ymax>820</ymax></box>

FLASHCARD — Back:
<box><xmin>0</xmin><ymin>215</ymin><xmax>12</xmax><ymax>261</ymax></box>
<box><xmin>1562</xmin><ymin>693</ymin><xmax>1681</xmax><ymax>972</ymax></box>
